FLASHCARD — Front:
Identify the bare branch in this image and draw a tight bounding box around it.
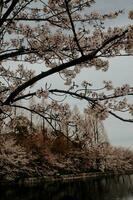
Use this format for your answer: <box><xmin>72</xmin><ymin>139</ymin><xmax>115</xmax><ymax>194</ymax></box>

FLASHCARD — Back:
<box><xmin>0</xmin><ymin>48</ymin><xmax>37</xmax><ymax>61</ymax></box>
<box><xmin>65</xmin><ymin>0</ymin><xmax>84</xmax><ymax>56</ymax></box>
<box><xmin>109</xmin><ymin>111</ymin><xmax>133</xmax><ymax>123</ymax></box>
<box><xmin>0</xmin><ymin>0</ymin><xmax>18</xmax><ymax>27</ymax></box>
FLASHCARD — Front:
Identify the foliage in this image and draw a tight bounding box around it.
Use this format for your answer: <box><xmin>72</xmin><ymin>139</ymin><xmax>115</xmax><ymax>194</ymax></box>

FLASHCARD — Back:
<box><xmin>8</xmin><ymin>115</ymin><xmax>34</xmax><ymax>135</ymax></box>
<box><xmin>0</xmin><ymin>126</ymin><xmax>133</xmax><ymax>181</ymax></box>
<box><xmin>86</xmin><ymin>144</ymin><xmax>133</xmax><ymax>172</ymax></box>
<box><xmin>0</xmin><ymin>136</ymin><xmax>32</xmax><ymax>181</ymax></box>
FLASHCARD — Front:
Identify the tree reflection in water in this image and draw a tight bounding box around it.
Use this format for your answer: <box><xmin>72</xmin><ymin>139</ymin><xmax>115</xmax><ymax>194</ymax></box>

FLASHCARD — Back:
<box><xmin>0</xmin><ymin>175</ymin><xmax>133</xmax><ymax>200</ymax></box>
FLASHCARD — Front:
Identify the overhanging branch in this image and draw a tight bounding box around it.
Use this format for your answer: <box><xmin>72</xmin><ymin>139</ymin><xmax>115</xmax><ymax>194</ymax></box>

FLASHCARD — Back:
<box><xmin>12</xmin><ymin>88</ymin><xmax>133</xmax><ymax>123</ymax></box>
<box><xmin>4</xmin><ymin>29</ymin><xmax>128</xmax><ymax>105</ymax></box>
<box><xmin>0</xmin><ymin>48</ymin><xmax>37</xmax><ymax>61</ymax></box>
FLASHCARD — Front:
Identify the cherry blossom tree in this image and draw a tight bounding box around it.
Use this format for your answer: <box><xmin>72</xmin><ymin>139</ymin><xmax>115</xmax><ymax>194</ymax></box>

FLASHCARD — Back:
<box><xmin>0</xmin><ymin>0</ymin><xmax>133</xmax><ymax>134</ymax></box>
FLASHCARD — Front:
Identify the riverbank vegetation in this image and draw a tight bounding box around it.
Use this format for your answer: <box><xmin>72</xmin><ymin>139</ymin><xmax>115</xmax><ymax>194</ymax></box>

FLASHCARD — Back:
<box><xmin>0</xmin><ymin>107</ymin><xmax>133</xmax><ymax>182</ymax></box>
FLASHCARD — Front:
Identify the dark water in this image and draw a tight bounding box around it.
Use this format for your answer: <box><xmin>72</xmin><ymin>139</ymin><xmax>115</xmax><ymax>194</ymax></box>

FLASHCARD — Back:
<box><xmin>0</xmin><ymin>175</ymin><xmax>133</xmax><ymax>200</ymax></box>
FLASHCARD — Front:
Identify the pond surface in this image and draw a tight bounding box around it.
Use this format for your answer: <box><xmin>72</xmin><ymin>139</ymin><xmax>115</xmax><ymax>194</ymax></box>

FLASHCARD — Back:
<box><xmin>0</xmin><ymin>174</ymin><xmax>133</xmax><ymax>200</ymax></box>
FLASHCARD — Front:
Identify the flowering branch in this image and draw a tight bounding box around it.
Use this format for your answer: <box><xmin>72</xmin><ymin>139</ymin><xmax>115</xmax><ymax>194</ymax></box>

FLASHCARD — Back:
<box><xmin>9</xmin><ymin>87</ymin><xmax>133</xmax><ymax>123</ymax></box>
<box><xmin>4</xmin><ymin>29</ymin><xmax>128</xmax><ymax>105</ymax></box>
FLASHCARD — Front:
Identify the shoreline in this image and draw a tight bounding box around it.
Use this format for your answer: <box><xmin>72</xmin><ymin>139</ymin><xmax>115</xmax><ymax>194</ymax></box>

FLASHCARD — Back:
<box><xmin>1</xmin><ymin>171</ymin><xmax>133</xmax><ymax>186</ymax></box>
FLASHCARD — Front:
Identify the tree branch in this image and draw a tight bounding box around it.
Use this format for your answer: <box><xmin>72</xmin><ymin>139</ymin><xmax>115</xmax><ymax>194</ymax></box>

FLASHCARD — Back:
<box><xmin>0</xmin><ymin>48</ymin><xmax>37</xmax><ymax>61</ymax></box>
<box><xmin>0</xmin><ymin>0</ymin><xmax>18</xmax><ymax>27</ymax></box>
<box><xmin>9</xmin><ymin>87</ymin><xmax>133</xmax><ymax>123</ymax></box>
<box><xmin>11</xmin><ymin>104</ymin><xmax>58</xmax><ymax>135</ymax></box>
<box><xmin>65</xmin><ymin>0</ymin><xmax>84</xmax><ymax>56</ymax></box>
<box><xmin>50</xmin><ymin>89</ymin><xmax>133</xmax><ymax>123</ymax></box>
<box><xmin>109</xmin><ymin>111</ymin><xmax>133</xmax><ymax>123</ymax></box>
<box><xmin>4</xmin><ymin>29</ymin><xmax>128</xmax><ymax>105</ymax></box>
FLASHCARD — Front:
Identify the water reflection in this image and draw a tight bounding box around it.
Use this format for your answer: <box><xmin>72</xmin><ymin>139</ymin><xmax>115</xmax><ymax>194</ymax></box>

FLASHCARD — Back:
<box><xmin>0</xmin><ymin>175</ymin><xmax>133</xmax><ymax>200</ymax></box>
